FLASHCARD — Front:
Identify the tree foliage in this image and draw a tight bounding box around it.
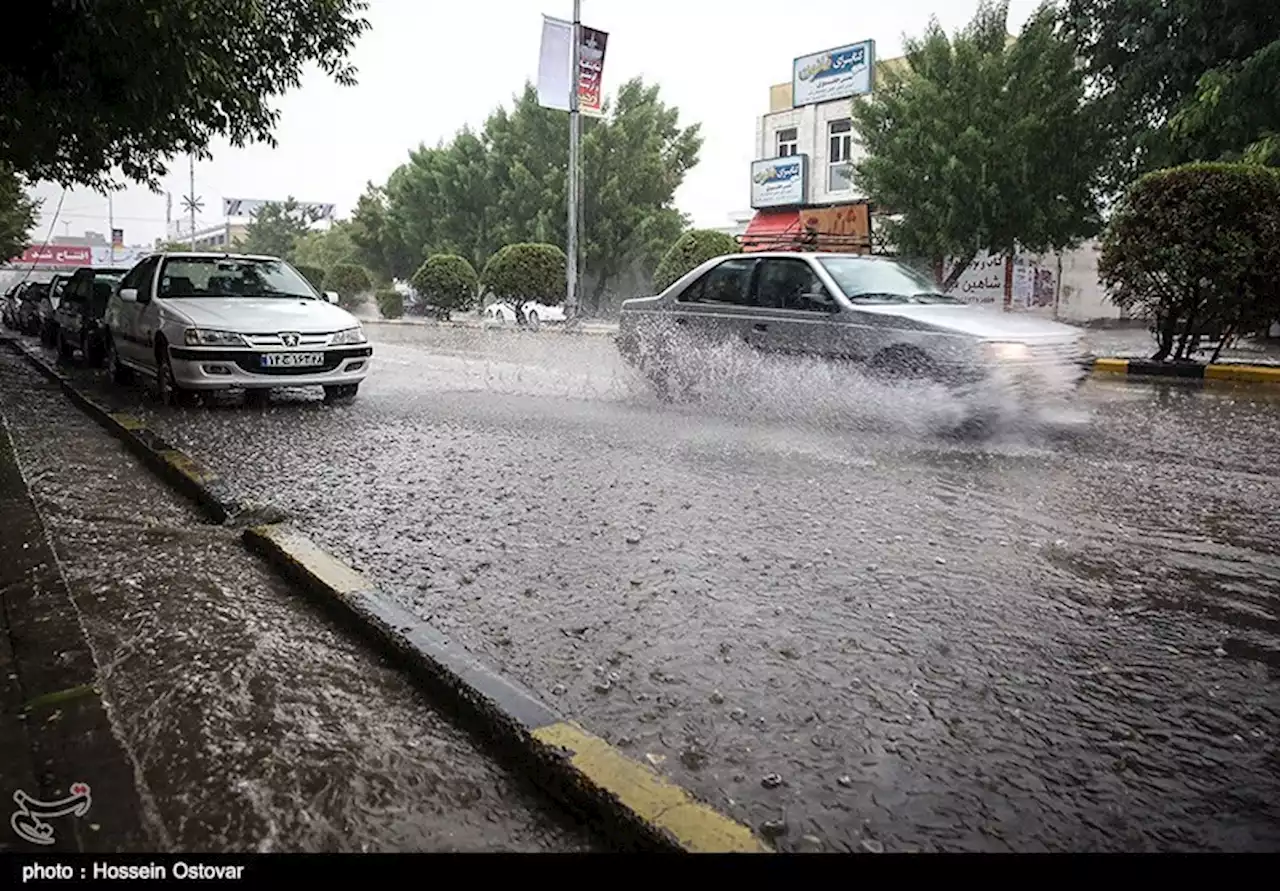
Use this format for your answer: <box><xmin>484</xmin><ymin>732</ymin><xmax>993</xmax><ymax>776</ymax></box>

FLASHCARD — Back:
<box><xmin>293</xmin><ymin>263</ymin><xmax>326</xmax><ymax>291</ymax></box>
<box><xmin>375</xmin><ymin>288</ymin><xmax>404</xmax><ymax>319</ymax></box>
<box><xmin>325</xmin><ymin>262</ymin><xmax>372</xmax><ymax>310</ymax></box>
<box><xmin>1062</xmin><ymin>0</ymin><xmax>1280</xmax><ymax>193</ymax></box>
<box><xmin>0</xmin><ymin>165</ymin><xmax>39</xmax><ymax>262</ymax></box>
<box><xmin>411</xmin><ymin>254</ymin><xmax>479</xmax><ymax>319</ymax></box>
<box><xmin>1098</xmin><ymin>163</ymin><xmax>1280</xmax><ymax>361</ymax></box>
<box><xmin>350</xmin><ymin>79</ymin><xmax>699</xmax><ymax>312</ymax></box>
<box><xmin>481</xmin><ymin>243</ymin><xmax>566</xmax><ymax>315</ymax></box>
<box><xmin>293</xmin><ymin>221</ymin><xmax>357</xmax><ymax>273</ymax></box>
<box><xmin>852</xmin><ymin>1</ymin><xmax>1101</xmax><ymax>288</ymax></box>
<box><xmin>652</xmin><ymin>229</ymin><xmax>740</xmax><ymax>292</ymax></box>
<box><xmin>239</xmin><ymin>198</ymin><xmax>324</xmax><ymax>259</ymax></box>
<box><xmin>2</xmin><ymin>0</ymin><xmax>369</xmax><ymax>189</ymax></box>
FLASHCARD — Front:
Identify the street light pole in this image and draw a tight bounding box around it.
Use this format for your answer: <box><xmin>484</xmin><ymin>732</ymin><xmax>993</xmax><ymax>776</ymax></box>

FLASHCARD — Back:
<box><xmin>565</xmin><ymin>0</ymin><xmax>581</xmax><ymax>327</ymax></box>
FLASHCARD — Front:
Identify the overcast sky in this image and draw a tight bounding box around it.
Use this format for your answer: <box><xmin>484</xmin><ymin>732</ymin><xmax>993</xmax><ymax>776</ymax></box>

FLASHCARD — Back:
<box><xmin>31</xmin><ymin>0</ymin><xmax>1040</xmax><ymax>247</ymax></box>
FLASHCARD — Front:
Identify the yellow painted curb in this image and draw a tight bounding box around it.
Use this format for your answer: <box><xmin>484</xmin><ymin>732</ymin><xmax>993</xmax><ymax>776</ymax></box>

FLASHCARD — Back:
<box><xmin>159</xmin><ymin>449</ymin><xmax>217</xmax><ymax>486</ymax></box>
<box><xmin>531</xmin><ymin>722</ymin><xmax>771</xmax><ymax>853</ymax></box>
<box><xmin>1091</xmin><ymin>358</ymin><xmax>1129</xmax><ymax>374</ymax></box>
<box><xmin>108</xmin><ymin>413</ymin><xmax>148</xmax><ymax>432</ymax></box>
<box><xmin>249</xmin><ymin>524</ymin><xmax>373</xmax><ymax>598</ymax></box>
<box><xmin>1203</xmin><ymin>363</ymin><xmax>1280</xmax><ymax>384</ymax></box>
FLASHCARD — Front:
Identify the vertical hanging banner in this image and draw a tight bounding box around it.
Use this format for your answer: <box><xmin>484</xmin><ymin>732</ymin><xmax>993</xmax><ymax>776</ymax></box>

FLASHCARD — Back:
<box><xmin>536</xmin><ymin>15</ymin><xmax>608</xmax><ymax>115</ymax></box>
<box><xmin>578</xmin><ymin>26</ymin><xmax>608</xmax><ymax>117</ymax></box>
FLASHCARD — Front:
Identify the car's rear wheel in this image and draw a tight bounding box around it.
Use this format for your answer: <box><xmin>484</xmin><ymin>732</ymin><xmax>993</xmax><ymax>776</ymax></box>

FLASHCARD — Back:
<box><xmin>323</xmin><ymin>383</ymin><xmax>359</xmax><ymax>403</ymax></box>
<box><xmin>105</xmin><ymin>336</ymin><xmax>133</xmax><ymax>385</ymax></box>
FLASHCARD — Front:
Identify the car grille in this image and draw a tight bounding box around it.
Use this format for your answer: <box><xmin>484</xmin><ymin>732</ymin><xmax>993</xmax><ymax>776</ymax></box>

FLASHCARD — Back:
<box><xmin>231</xmin><ymin>347</ymin><xmax>371</xmax><ymax>375</ymax></box>
<box><xmin>243</xmin><ymin>332</ymin><xmax>332</xmax><ymax>348</ymax></box>
<box><xmin>1026</xmin><ymin>339</ymin><xmax>1087</xmax><ymax>365</ymax></box>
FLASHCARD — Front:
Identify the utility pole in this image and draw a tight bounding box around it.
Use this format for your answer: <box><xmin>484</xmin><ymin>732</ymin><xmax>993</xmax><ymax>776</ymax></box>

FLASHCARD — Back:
<box><xmin>565</xmin><ymin>0</ymin><xmax>581</xmax><ymax>327</ymax></box>
<box><xmin>107</xmin><ymin>194</ymin><xmax>115</xmax><ymax>263</ymax></box>
<box><xmin>180</xmin><ymin>156</ymin><xmax>204</xmax><ymax>251</ymax></box>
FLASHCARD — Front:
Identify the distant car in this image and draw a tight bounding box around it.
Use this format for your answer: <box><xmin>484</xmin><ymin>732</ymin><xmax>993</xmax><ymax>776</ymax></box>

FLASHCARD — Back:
<box><xmin>616</xmin><ymin>252</ymin><xmax>1090</xmax><ymax>403</ymax></box>
<box><xmin>37</xmin><ymin>274</ymin><xmax>71</xmax><ymax>346</ymax></box>
<box><xmin>17</xmin><ymin>282</ymin><xmax>48</xmax><ymax>335</ymax></box>
<box><xmin>53</xmin><ymin>266</ymin><xmax>128</xmax><ymax>365</ymax></box>
<box><xmin>1</xmin><ymin>284</ymin><xmax>22</xmax><ymax>329</ymax></box>
<box><xmin>103</xmin><ymin>251</ymin><xmax>371</xmax><ymax>405</ymax></box>
<box><xmin>483</xmin><ymin>301</ymin><xmax>565</xmax><ymax>328</ymax></box>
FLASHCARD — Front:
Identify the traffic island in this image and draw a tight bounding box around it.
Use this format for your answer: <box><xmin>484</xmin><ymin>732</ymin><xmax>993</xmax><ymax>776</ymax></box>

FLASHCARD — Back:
<box><xmin>1090</xmin><ymin>357</ymin><xmax>1280</xmax><ymax>386</ymax></box>
<box><xmin>243</xmin><ymin>523</ymin><xmax>771</xmax><ymax>854</ymax></box>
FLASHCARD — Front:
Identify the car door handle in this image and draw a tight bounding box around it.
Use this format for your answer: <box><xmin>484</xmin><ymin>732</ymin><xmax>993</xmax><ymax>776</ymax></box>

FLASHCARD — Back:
<box><xmin>753</xmin><ymin>323</ymin><xmax>768</xmax><ymax>331</ymax></box>
<box><xmin>675</xmin><ymin>317</ymin><xmax>688</xmax><ymax>325</ymax></box>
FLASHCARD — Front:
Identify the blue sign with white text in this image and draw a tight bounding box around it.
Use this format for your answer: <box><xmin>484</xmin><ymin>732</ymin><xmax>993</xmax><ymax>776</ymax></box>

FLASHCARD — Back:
<box><xmin>793</xmin><ymin>40</ymin><xmax>875</xmax><ymax>106</ymax></box>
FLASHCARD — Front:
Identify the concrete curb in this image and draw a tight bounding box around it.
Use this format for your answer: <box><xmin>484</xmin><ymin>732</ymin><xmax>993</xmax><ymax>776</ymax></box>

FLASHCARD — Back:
<box><xmin>0</xmin><ymin>337</ymin><xmax>285</xmax><ymax>526</ymax></box>
<box><xmin>242</xmin><ymin>522</ymin><xmax>771</xmax><ymax>854</ymax></box>
<box><xmin>1090</xmin><ymin>357</ymin><xmax>1280</xmax><ymax>385</ymax></box>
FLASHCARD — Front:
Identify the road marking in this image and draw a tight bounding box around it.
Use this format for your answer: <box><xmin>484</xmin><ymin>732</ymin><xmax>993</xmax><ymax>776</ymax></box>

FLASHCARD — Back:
<box><xmin>530</xmin><ymin>721</ymin><xmax>771</xmax><ymax>853</ymax></box>
<box><xmin>1091</xmin><ymin>358</ymin><xmax>1129</xmax><ymax>374</ymax></box>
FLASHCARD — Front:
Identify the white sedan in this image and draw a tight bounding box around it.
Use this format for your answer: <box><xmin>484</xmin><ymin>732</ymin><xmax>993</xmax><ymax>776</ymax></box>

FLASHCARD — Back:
<box><xmin>482</xmin><ymin>301</ymin><xmax>565</xmax><ymax>328</ymax></box>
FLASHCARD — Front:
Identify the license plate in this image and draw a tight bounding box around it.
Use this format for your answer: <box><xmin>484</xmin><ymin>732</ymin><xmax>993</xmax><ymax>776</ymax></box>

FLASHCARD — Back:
<box><xmin>261</xmin><ymin>352</ymin><xmax>324</xmax><ymax>368</ymax></box>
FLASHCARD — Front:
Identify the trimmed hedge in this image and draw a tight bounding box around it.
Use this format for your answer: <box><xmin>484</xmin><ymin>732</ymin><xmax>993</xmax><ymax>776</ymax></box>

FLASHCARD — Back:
<box><xmin>293</xmin><ymin>263</ymin><xmax>325</xmax><ymax>291</ymax></box>
<box><xmin>411</xmin><ymin>254</ymin><xmax>479</xmax><ymax>317</ymax></box>
<box><xmin>653</xmin><ymin>229</ymin><xmax>740</xmax><ymax>292</ymax></box>
<box><xmin>324</xmin><ymin>262</ymin><xmax>372</xmax><ymax>310</ymax></box>
<box><xmin>481</xmin><ymin>243</ymin><xmax>566</xmax><ymax>309</ymax></box>
<box><xmin>375</xmin><ymin>288</ymin><xmax>404</xmax><ymax>319</ymax></box>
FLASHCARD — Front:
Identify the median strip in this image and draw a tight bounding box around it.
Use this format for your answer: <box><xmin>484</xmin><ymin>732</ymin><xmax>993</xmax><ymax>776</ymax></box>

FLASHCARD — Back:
<box><xmin>1089</xmin><ymin>356</ymin><xmax>1280</xmax><ymax>385</ymax></box>
<box><xmin>242</xmin><ymin>522</ymin><xmax>771</xmax><ymax>854</ymax></box>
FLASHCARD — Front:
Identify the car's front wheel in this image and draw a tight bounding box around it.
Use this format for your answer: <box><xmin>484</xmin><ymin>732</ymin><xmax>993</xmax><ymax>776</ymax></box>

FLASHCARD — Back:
<box><xmin>56</xmin><ymin>328</ymin><xmax>74</xmax><ymax>362</ymax></box>
<box><xmin>323</xmin><ymin>383</ymin><xmax>360</xmax><ymax>403</ymax></box>
<box><xmin>105</xmin><ymin>337</ymin><xmax>133</xmax><ymax>385</ymax></box>
<box><xmin>156</xmin><ymin>346</ymin><xmax>198</xmax><ymax>407</ymax></box>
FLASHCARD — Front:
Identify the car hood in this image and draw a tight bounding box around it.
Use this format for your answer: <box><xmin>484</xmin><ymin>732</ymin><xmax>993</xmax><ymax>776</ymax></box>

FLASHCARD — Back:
<box><xmin>854</xmin><ymin>302</ymin><xmax>1081</xmax><ymax>340</ymax></box>
<box><xmin>159</xmin><ymin>297</ymin><xmax>358</xmax><ymax>333</ymax></box>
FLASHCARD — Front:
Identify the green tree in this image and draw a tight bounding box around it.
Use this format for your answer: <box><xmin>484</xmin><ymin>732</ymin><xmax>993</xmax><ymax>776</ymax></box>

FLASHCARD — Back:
<box><xmin>1062</xmin><ymin>0</ymin><xmax>1280</xmax><ymax>194</ymax></box>
<box><xmin>375</xmin><ymin>288</ymin><xmax>404</xmax><ymax>319</ymax></box>
<box><xmin>0</xmin><ymin>165</ymin><xmax>39</xmax><ymax>262</ymax></box>
<box><xmin>1</xmin><ymin>1</ymin><xmax>369</xmax><ymax>189</ymax></box>
<box><xmin>293</xmin><ymin>264</ymin><xmax>326</xmax><ymax>291</ymax></box>
<box><xmin>239</xmin><ymin>198</ymin><xmax>323</xmax><ymax>259</ymax></box>
<box><xmin>481</xmin><ymin>243</ymin><xmax>566</xmax><ymax>323</ymax></box>
<box><xmin>1099</xmin><ymin>163</ymin><xmax>1280</xmax><ymax>362</ymax></box>
<box><xmin>852</xmin><ymin>1</ymin><xmax>1102</xmax><ymax>288</ymax></box>
<box><xmin>293</xmin><ymin>221</ymin><xmax>358</xmax><ymax>273</ymax></box>
<box><xmin>652</xmin><ymin>230</ymin><xmax>740</xmax><ymax>292</ymax></box>
<box><xmin>325</xmin><ymin>262</ymin><xmax>372</xmax><ymax>310</ymax></box>
<box><xmin>370</xmin><ymin>78</ymin><xmax>700</xmax><ymax>313</ymax></box>
<box><xmin>410</xmin><ymin>254</ymin><xmax>479</xmax><ymax>320</ymax></box>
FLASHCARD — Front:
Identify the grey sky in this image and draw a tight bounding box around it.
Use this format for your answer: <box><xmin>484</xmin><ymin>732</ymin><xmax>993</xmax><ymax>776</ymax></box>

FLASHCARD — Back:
<box><xmin>31</xmin><ymin>0</ymin><xmax>1039</xmax><ymax>247</ymax></box>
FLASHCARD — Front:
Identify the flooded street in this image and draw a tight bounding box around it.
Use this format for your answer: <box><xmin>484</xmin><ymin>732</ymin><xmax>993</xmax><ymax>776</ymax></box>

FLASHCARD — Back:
<box><xmin>17</xmin><ymin>323</ymin><xmax>1280</xmax><ymax>852</ymax></box>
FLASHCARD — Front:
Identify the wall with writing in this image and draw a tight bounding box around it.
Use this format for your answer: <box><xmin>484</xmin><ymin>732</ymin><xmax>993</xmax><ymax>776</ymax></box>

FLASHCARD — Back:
<box><xmin>943</xmin><ymin>252</ymin><xmax>1007</xmax><ymax>305</ymax></box>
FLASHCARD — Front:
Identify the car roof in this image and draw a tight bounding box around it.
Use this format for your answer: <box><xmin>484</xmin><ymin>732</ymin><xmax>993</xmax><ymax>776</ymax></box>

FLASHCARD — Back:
<box><xmin>155</xmin><ymin>251</ymin><xmax>281</xmax><ymax>261</ymax></box>
<box><xmin>723</xmin><ymin>252</ymin><xmax>892</xmax><ymax>261</ymax></box>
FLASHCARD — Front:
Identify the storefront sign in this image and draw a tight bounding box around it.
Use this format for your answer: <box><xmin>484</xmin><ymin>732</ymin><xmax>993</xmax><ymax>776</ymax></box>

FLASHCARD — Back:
<box><xmin>793</xmin><ymin>40</ymin><xmax>875</xmax><ymax>106</ymax></box>
<box><xmin>751</xmin><ymin>156</ymin><xmax>808</xmax><ymax>208</ymax></box>
<box><xmin>9</xmin><ymin>245</ymin><xmax>92</xmax><ymax>267</ymax></box>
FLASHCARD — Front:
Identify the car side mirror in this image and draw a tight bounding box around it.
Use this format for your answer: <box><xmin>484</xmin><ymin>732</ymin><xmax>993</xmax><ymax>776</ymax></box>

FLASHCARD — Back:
<box><xmin>118</xmin><ymin>288</ymin><xmax>138</xmax><ymax>303</ymax></box>
<box><xmin>324</xmin><ymin>291</ymin><xmax>339</xmax><ymax>304</ymax></box>
<box><xmin>802</xmin><ymin>291</ymin><xmax>839</xmax><ymax>311</ymax></box>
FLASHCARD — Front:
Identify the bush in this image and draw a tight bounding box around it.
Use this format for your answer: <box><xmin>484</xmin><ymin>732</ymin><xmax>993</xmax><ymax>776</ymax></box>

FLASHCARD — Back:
<box><xmin>411</xmin><ymin>254</ymin><xmax>478</xmax><ymax>320</ymax></box>
<box><xmin>653</xmin><ymin>229</ymin><xmax>740</xmax><ymax>293</ymax></box>
<box><xmin>1100</xmin><ymin>163</ymin><xmax>1280</xmax><ymax>362</ymax></box>
<box><xmin>481</xmin><ymin>243</ymin><xmax>566</xmax><ymax>316</ymax></box>
<box><xmin>293</xmin><ymin>263</ymin><xmax>325</xmax><ymax>291</ymax></box>
<box><xmin>375</xmin><ymin>288</ymin><xmax>404</xmax><ymax>319</ymax></box>
<box><xmin>324</xmin><ymin>262</ymin><xmax>373</xmax><ymax>310</ymax></box>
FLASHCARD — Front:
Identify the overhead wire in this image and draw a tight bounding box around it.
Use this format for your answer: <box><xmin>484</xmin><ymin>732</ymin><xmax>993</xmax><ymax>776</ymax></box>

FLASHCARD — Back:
<box><xmin>13</xmin><ymin>188</ymin><xmax>67</xmax><ymax>288</ymax></box>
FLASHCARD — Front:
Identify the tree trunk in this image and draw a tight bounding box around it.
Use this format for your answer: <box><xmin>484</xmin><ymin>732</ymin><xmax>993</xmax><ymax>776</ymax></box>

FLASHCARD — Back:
<box><xmin>1152</xmin><ymin>312</ymin><xmax>1176</xmax><ymax>361</ymax></box>
<box><xmin>1208</xmin><ymin>323</ymin><xmax>1235</xmax><ymax>364</ymax></box>
<box><xmin>587</xmin><ymin>277</ymin><xmax>608</xmax><ymax>317</ymax></box>
<box><xmin>1174</xmin><ymin>310</ymin><xmax>1199</xmax><ymax>361</ymax></box>
<box><xmin>939</xmin><ymin>251</ymin><xmax>978</xmax><ymax>293</ymax></box>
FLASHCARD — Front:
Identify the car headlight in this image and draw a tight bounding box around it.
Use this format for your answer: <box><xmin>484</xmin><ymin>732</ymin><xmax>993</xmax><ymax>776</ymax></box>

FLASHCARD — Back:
<box><xmin>184</xmin><ymin>328</ymin><xmax>247</xmax><ymax>347</ymax></box>
<box><xmin>984</xmin><ymin>342</ymin><xmax>1031</xmax><ymax>362</ymax></box>
<box><xmin>330</xmin><ymin>326</ymin><xmax>366</xmax><ymax>346</ymax></box>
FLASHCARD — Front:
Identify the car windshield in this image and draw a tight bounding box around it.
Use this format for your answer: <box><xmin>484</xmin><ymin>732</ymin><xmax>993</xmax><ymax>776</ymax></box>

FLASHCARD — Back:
<box><xmin>817</xmin><ymin>257</ymin><xmax>966</xmax><ymax>305</ymax></box>
<box><xmin>157</xmin><ymin>257</ymin><xmax>318</xmax><ymax>299</ymax></box>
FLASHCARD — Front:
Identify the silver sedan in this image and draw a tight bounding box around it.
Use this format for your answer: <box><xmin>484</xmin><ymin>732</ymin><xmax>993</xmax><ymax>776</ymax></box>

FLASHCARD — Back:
<box><xmin>616</xmin><ymin>252</ymin><xmax>1089</xmax><ymax>402</ymax></box>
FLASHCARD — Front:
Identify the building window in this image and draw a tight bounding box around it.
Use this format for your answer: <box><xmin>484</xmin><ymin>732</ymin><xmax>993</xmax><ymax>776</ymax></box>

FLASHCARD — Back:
<box><xmin>776</xmin><ymin>127</ymin><xmax>798</xmax><ymax>157</ymax></box>
<box><xmin>828</xmin><ymin>119</ymin><xmax>853</xmax><ymax>192</ymax></box>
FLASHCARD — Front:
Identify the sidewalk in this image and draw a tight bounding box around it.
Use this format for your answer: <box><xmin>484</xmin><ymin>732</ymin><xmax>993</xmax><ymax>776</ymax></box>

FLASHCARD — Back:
<box><xmin>0</xmin><ymin>350</ymin><xmax>599</xmax><ymax>852</ymax></box>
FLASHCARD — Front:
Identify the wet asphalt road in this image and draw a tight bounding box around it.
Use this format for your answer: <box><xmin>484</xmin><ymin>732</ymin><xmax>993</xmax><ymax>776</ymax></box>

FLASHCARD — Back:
<box><xmin>15</xmin><ymin>323</ymin><xmax>1280</xmax><ymax>852</ymax></box>
<box><xmin>0</xmin><ymin>349</ymin><xmax>598</xmax><ymax>852</ymax></box>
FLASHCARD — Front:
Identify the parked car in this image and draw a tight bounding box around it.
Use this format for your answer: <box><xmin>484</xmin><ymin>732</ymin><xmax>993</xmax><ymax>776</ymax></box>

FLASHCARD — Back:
<box><xmin>37</xmin><ymin>274</ymin><xmax>71</xmax><ymax>346</ymax></box>
<box><xmin>53</xmin><ymin>267</ymin><xmax>128</xmax><ymax>365</ymax></box>
<box><xmin>615</xmin><ymin>252</ymin><xmax>1090</xmax><ymax>403</ymax></box>
<box><xmin>103</xmin><ymin>252</ymin><xmax>370</xmax><ymax>405</ymax></box>
<box><xmin>16</xmin><ymin>282</ymin><xmax>48</xmax><ymax>335</ymax></box>
<box><xmin>483</xmin><ymin>301</ymin><xmax>565</xmax><ymax>328</ymax></box>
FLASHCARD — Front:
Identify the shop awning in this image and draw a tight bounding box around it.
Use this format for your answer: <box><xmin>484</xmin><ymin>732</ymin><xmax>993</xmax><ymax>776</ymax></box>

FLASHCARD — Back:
<box><xmin>739</xmin><ymin>209</ymin><xmax>802</xmax><ymax>252</ymax></box>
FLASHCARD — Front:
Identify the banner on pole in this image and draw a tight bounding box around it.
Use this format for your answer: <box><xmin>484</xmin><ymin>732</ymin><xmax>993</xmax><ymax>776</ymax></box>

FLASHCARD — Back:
<box><xmin>536</xmin><ymin>15</ymin><xmax>608</xmax><ymax>116</ymax></box>
<box><xmin>111</xmin><ymin>228</ymin><xmax>124</xmax><ymax>247</ymax></box>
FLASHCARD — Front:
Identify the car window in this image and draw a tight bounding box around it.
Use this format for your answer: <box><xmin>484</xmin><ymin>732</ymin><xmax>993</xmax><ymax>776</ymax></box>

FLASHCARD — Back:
<box><xmin>755</xmin><ymin>259</ymin><xmax>837</xmax><ymax>312</ymax></box>
<box><xmin>816</xmin><ymin>256</ymin><xmax>965</xmax><ymax>304</ymax></box>
<box><xmin>679</xmin><ymin>258</ymin><xmax>757</xmax><ymax>306</ymax></box>
<box><xmin>119</xmin><ymin>258</ymin><xmax>156</xmax><ymax>295</ymax></box>
<box><xmin>157</xmin><ymin>256</ymin><xmax>317</xmax><ymax>299</ymax></box>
